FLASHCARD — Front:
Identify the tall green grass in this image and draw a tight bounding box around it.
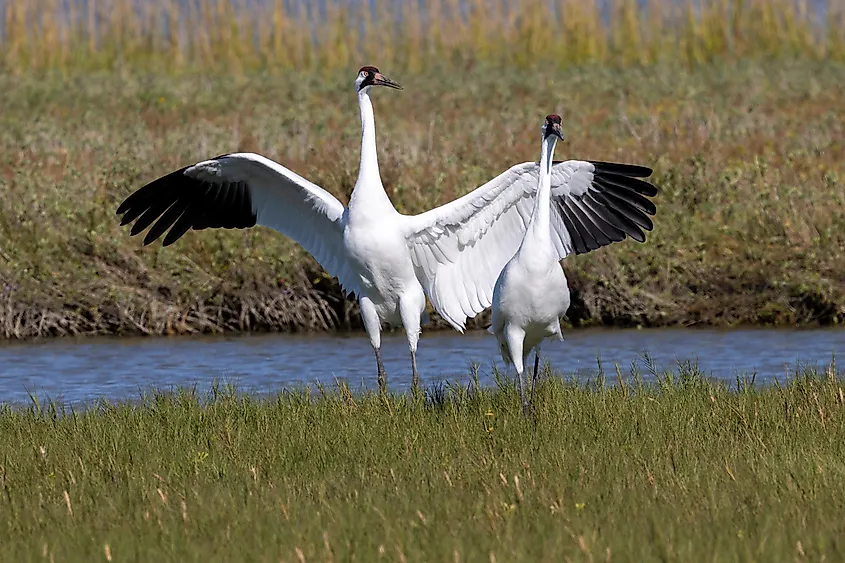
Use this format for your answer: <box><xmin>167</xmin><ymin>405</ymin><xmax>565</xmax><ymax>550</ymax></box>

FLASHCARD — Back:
<box><xmin>2</xmin><ymin>367</ymin><xmax>844</xmax><ymax>561</ymax></box>
<box><xmin>1</xmin><ymin>0</ymin><xmax>843</xmax><ymax>74</ymax></box>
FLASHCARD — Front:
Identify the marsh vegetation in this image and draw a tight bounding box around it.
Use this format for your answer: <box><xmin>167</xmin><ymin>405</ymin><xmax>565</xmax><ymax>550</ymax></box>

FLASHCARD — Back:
<box><xmin>2</xmin><ymin>366</ymin><xmax>844</xmax><ymax>560</ymax></box>
<box><xmin>1</xmin><ymin>0</ymin><xmax>843</xmax><ymax>338</ymax></box>
<box><xmin>2</xmin><ymin>58</ymin><xmax>844</xmax><ymax>337</ymax></box>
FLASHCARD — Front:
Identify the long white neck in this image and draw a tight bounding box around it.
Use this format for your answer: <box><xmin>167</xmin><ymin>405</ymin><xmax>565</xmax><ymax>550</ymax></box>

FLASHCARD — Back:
<box><xmin>349</xmin><ymin>88</ymin><xmax>391</xmax><ymax>210</ymax></box>
<box><xmin>524</xmin><ymin>135</ymin><xmax>557</xmax><ymax>247</ymax></box>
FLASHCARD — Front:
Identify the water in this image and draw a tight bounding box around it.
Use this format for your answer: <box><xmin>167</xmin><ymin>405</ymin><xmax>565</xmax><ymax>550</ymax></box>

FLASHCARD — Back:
<box><xmin>0</xmin><ymin>327</ymin><xmax>842</xmax><ymax>405</ymax></box>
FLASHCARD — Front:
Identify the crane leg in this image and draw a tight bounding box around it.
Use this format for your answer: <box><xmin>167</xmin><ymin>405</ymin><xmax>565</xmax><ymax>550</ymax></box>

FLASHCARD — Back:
<box><xmin>505</xmin><ymin>326</ymin><xmax>529</xmax><ymax>416</ymax></box>
<box><xmin>375</xmin><ymin>347</ymin><xmax>387</xmax><ymax>394</ymax></box>
<box><xmin>530</xmin><ymin>349</ymin><xmax>541</xmax><ymax>408</ymax></box>
<box><xmin>360</xmin><ymin>297</ymin><xmax>387</xmax><ymax>395</ymax></box>
<box><xmin>410</xmin><ymin>349</ymin><xmax>419</xmax><ymax>394</ymax></box>
<box><xmin>399</xmin><ymin>290</ymin><xmax>425</xmax><ymax>397</ymax></box>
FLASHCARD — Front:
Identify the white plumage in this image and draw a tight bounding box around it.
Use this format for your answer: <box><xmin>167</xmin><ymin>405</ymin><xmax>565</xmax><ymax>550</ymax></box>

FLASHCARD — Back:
<box><xmin>404</xmin><ymin>154</ymin><xmax>658</xmax><ymax>332</ymax></box>
<box><xmin>117</xmin><ymin>66</ymin><xmax>658</xmax><ymax>393</ymax></box>
<box><xmin>489</xmin><ymin>115</ymin><xmax>569</xmax><ymax>414</ymax></box>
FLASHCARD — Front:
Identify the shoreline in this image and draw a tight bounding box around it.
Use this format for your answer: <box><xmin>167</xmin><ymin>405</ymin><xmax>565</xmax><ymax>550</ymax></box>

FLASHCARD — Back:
<box><xmin>0</xmin><ymin>278</ymin><xmax>845</xmax><ymax>342</ymax></box>
<box><xmin>2</xmin><ymin>277</ymin><xmax>844</xmax><ymax>341</ymax></box>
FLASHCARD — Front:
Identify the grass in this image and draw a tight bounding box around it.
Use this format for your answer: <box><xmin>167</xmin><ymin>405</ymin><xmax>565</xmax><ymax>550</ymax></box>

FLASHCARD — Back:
<box><xmin>1</xmin><ymin>0</ymin><xmax>843</xmax><ymax>74</ymax></box>
<box><xmin>1</xmin><ymin>366</ymin><xmax>844</xmax><ymax>561</ymax></box>
<box><xmin>1</xmin><ymin>58</ymin><xmax>844</xmax><ymax>337</ymax></box>
<box><xmin>1</xmin><ymin>1</ymin><xmax>844</xmax><ymax>338</ymax></box>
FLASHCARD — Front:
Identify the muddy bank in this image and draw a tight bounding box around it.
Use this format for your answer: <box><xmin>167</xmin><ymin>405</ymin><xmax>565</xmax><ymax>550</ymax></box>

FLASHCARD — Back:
<box><xmin>2</xmin><ymin>264</ymin><xmax>843</xmax><ymax>340</ymax></box>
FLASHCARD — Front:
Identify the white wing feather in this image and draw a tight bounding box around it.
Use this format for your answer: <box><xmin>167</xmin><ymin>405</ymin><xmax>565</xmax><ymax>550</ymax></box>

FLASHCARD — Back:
<box><xmin>402</xmin><ymin>160</ymin><xmax>604</xmax><ymax>330</ymax></box>
<box><xmin>185</xmin><ymin>153</ymin><xmax>360</xmax><ymax>295</ymax></box>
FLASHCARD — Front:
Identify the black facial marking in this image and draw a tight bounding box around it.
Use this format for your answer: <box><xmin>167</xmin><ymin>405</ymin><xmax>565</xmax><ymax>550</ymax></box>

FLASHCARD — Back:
<box><xmin>544</xmin><ymin>114</ymin><xmax>563</xmax><ymax>138</ymax></box>
<box><xmin>358</xmin><ymin>65</ymin><xmax>380</xmax><ymax>89</ymax></box>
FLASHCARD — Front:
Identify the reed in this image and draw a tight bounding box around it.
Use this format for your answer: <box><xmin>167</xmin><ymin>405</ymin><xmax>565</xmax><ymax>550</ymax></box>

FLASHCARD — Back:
<box><xmin>0</xmin><ymin>0</ymin><xmax>841</xmax><ymax>74</ymax></box>
<box><xmin>1</xmin><ymin>367</ymin><xmax>844</xmax><ymax>561</ymax></box>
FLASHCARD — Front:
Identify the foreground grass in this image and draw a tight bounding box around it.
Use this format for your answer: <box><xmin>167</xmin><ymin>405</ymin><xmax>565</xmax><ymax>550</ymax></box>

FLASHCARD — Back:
<box><xmin>1</xmin><ymin>59</ymin><xmax>844</xmax><ymax>337</ymax></box>
<box><xmin>1</xmin><ymin>368</ymin><xmax>844</xmax><ymax>561</ymax></box>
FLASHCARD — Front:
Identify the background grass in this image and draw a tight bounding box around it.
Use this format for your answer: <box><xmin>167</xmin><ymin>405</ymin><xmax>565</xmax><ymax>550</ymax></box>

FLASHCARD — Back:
<box><xmin>1</xmin><ymin>0</ymin><xmax>843</xmax><ymax>73</ymax></box>
<box><xmin>1</xmin><ymin>59</ymin><xmax>844</xmax><ymax>337</ymax></box>
<box><xmin>1</xmin><ymin>367</ymin><xmax>844</xmax><ymax>561</ymax></box>
<box><xmin>0</xmin><ymin>0</ymin><xmax>844</xmax><ymax>338</ymax></box>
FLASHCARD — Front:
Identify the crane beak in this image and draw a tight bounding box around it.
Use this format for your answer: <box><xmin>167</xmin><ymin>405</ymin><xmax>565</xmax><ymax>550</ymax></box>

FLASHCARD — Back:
<box><xmin>372</xmin><ymin>72</ymin><xmax>403</xmax><ymax>90</ymax></box>
<box><xmin>547</xmin><ymin>123</ymin><xmax>564</xmax><ymax>141</ymax></box>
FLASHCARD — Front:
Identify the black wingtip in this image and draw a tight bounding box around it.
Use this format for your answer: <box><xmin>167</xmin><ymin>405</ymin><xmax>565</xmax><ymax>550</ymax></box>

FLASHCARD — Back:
<box><xmin>555</xmin><ymin>155</ymin><xmax>660</xmax><ymax>255</ymax></box>
<box><xmin>629</xmin><ymin>228</ymin><xmax>647</xmax><ymax>243</ymax></box>
<box><xmin>589</xmin><ymin>160</ymin><xmax>654</xmax><ymax>179</ymax></box>
<box><xmin>551</xmin><ymin>160</ymin><xmax>655</xmax><ymax>180</ymax></box>
<box><xmin>606</xmin><ymin>174</ymin><xmax>658</xmax><ymax>198</ymax></box>
<box><xmin>115</xmin><ymin>157</ymin><xmax>257</xmax><ymax>248</ymax></box>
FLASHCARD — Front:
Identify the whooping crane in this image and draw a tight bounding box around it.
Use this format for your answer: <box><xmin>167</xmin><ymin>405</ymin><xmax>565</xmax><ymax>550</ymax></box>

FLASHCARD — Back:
<box><xmin>490</xmin><ymin>114</ymin><xmax>658</xmax><ymax>414</ymax></box>
<box><xmin>490</xmin><ymin>114</ymin><xmax>566</xmax><ymax>415</ymax></box>
<box><xmin>116</xmin><ymin>66</ymin><xmax>657</xmax><ymax>395</ymax></box>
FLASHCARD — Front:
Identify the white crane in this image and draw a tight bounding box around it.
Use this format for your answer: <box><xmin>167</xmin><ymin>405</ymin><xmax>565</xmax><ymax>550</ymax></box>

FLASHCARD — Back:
<box><xmin>489</xmin><ymin>114</ymin><xmax>568</xmax><ymax>415</ymax></box>
<box><xmin>116</xmin><ymin>66</ymin><xmax>657</xmax><ymax>395</ymax></box>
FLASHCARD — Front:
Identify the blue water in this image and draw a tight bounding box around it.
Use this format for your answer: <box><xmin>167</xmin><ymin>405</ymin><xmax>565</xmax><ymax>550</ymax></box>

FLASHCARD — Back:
<box><xmin>0</xmin><ymin>327</ymin><xmax>842</xmax><ymax>405</ymax></box>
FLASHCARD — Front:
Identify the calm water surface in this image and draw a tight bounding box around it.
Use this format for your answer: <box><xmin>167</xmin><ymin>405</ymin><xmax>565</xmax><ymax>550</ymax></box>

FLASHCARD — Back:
<box><xmin>0</xmin><ymin>328</ymin><xmax>842</xmax><ymax>405</ymax></box>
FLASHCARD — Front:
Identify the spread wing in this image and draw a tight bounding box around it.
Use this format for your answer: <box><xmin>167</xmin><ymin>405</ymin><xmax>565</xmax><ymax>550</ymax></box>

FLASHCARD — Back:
<box><xmin>116</xmin><ymin>152</ymin><xmax>360</xmax><ymax>295</ymax></box>
<box><xmin>403</xmin><ymin>160</ymin><xmax>657</xmax><ymax>330</ymax></box>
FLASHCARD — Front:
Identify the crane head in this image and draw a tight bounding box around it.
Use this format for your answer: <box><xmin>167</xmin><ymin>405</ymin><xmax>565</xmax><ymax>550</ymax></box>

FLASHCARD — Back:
<box><xmin>355</xmin><ymin>66</ymin><xmax>403</xmax><ymax>92</ymax></box>
<box><xmin>543</xmin><ymin>114</ymin><xmax>564</xmax><ymax>141</ymax></box>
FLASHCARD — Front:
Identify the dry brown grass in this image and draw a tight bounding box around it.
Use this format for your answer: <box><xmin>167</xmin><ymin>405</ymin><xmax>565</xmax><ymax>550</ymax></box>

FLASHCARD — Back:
<box><xmin>0</xmin><ymin>0</ymin><xmax>842</xmax><ymax>74</ymax></box>
<box><xmin>2</xmin><ymin>1</ymin><xmax>843</xmax><ymax>338</ymax></box>
<box><xmin>0</xmin><ymin>59</ymin><xmax>843</xmax><ymax>338</ymax></box>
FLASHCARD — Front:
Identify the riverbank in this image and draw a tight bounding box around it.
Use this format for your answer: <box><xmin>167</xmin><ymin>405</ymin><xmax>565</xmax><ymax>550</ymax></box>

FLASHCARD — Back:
<box><xmin>1</xmin><ymin>368</ymin><xmax>843</xmax><ymax>560</ymax></box>
<box><xmin>1</xmin><ymin>59</ymin><xmax>844</xmax><ymax>338</ymax></box>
